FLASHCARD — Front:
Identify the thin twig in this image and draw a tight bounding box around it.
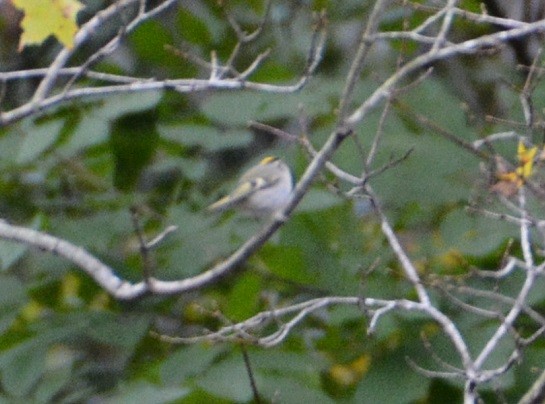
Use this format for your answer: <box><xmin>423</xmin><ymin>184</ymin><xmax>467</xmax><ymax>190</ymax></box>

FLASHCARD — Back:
<box><xmin>241</xmin><ymin>346</ymin><xmax>262</xmax><ymax>404</ymax></box>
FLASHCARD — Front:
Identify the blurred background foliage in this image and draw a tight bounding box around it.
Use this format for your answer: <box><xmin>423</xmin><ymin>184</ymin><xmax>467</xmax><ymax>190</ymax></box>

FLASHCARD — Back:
<box><xmin>0</xmin><ymin>0</ymin><xmax>544</xmax><ymax>402</ymax></box>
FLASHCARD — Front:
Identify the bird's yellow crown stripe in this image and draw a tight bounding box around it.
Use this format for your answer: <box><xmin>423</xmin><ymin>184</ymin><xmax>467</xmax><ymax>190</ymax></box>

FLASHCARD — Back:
<box><xmin>260</xmin><ymin>156</ymin><xmax>278</xmax><ymax>165</ymax></box>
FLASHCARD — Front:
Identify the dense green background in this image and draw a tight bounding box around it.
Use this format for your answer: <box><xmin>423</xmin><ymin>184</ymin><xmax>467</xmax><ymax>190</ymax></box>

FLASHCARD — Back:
<box><xmin>0</xmin><ymin>0</ymin><xmax>543</xmax><ymax>402</ymax></box>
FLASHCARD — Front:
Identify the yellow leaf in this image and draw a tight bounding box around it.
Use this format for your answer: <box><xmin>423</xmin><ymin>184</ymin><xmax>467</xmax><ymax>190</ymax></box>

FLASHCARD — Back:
<box><xmin>493</xmin><ymin>169</ymin><xmax>522</xmax><ymax>197</ymax></box>
<box><xmin>20</xmin><ymin>299</ymin><xmax>45</xmax><ymax>321</ymax></box>
<box><xmin>520</xmin><ymin>155</ymin><xmax>535</xmax><ymax>179</ymax></box>
<box><xmin>349</xmin><ymin>354</ymin><xmax>371</xmax><ymax>375</ymax></box>
<box><xmin>61</xmin><ymin>272</ymin><xmax>81</xmax><ymax>305</ymax></box>
<box><xmin>329</xmin><ymin>364</ymin><xmax>356</xmax><ymax>386</ymax></box>
<box><xmin>517</xmin><ymin>141</ymin><xmax>537</xmax><ymax>178</ymax></box>
<box><xmin>516</xmin><ymin>164</ymin><xmax>531</xmax><ymax>180</ymax></box>
<box><xmin>10</xmin><ymin>0</ymin><xmax>84</xmax><ymax>50</ymax></box>
<box><xmin>517</xmin><ymin>141</ymin><xmax>537</xmax><ymax>164</ymax></box>
<box><xmin>89</xmin><ymin>291</ymin><xmax>111</xmax><ymax>311</ymax></box>
<box><xmin>496</xmin><ymin>171</ymin><xmax>519</xmax><ymax>183</ymax></box>
<box><xmin>329</xmin><ymin>354</ymin><xmax>371</xmax><ymax>387</ymax></box>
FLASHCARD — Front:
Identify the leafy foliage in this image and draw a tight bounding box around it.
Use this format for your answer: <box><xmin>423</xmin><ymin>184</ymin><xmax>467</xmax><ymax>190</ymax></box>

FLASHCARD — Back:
<box><xmin>1</xmin><ymin>0</ymin><xmax>545</xmax><ymax>402</ymax></box>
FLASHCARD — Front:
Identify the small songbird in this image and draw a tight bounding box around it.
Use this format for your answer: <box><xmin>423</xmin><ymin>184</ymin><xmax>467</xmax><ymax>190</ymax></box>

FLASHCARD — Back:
<box><xmin>207</xmin><ymin>156</ymin><xmax>293</xmax><ymax>218</ymax></box>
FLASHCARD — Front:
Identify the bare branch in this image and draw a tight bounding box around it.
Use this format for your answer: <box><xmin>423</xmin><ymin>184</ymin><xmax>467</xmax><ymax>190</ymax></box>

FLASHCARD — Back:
<box><xmin>474</xmin><ymin>191</ymin><xmax>539</xmax><ymax>370</ymax></box>
<box><xmin>0</xmin><ymin>5</ymin><xmax>326</xmax><ymax>127</ymax></box>
<box><xmin>519</xmin><ymin>368</ymin><xmax>545</xmax><ymax>404</ymax></box>
<box><xmin>31</xmin><ymin>0</ymin><xmax>176</xmax><ymax>104</ymax></box>
<box><xmin>338</xmin><ymin>0</ymin><xmax>390</xmax><ymax>121</ymax></box>
<box><xmin>0</xmin><ymin>219</ymin><xmax>146</xmax><ymax>299</ymax></box>
<box><xmin>346</xmin><ymin>19</ymin><xmax>545</xmax><ymax>129</ymax></box>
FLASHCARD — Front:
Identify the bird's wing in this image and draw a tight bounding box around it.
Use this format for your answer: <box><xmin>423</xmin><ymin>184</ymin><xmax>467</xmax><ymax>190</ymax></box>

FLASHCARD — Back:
<box><xmin>207</xmin><ymin>176</ymin><xmax>279</xmax><ymax>212</ymax></box>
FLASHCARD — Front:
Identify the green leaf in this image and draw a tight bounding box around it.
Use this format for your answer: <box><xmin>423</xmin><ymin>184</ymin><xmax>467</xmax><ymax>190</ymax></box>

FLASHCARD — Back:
<box><xmin>196</xmin><ymin>353</ymin><xmax>253</xmax><ymax>402</ymax></box>
<box><xmin>177</xmin><ymin>8</ymin><xmax>212</xmax><ymax>45</ymax></box>
<box><xmin>62</xmin><ymin>115</ymin><xmax>109</xmax><ymax>154</ymax></box>
<box><xmin>200</xmin><ymin>76</ymin><xmax>340</xmax><ymax>126</ymax></box>
<box><xmin>297</xmin><ymin>189</ymin><xmax>342</xmax><ymax>212</ymax></box>
<box><xmin>259</xmin><ymin>244</ymin><xmax>310</xmax><ymax>283</ymax></box>
<box><xmin>178</xmin><ymin>158</ymin><xmax>208</xmax><ymax>181</ymax></box>
<box><xmin>159</xmin><ymin>207</ymin><xmax>232</xmax><ymax>278</ymax></box>
<box><xmin>100</xmin><ymin>91</ymin><xmax>164</xmax><ymax>121</ymax></box>
<box><xmin>33</xmin><ymin>364</ymin><xmax>73</xmax><ymax>403</ymax></box>
<box><xmin>130</xmin><ymin>21</ymin><xmax>174</xmax><ymax>66</ymax></box>
<box><xmin>0</xmin><ymin>276</ymin><xmax>27</xmax><ymax>308</ymax></box>
<box><xmin>361</xmin><ymin>79</ymin><xmax>482</xmax><ymax>223</ymax></box>
<box><xmin>87</xmin><ymin>313</ymin><xmax>152</xmax><ymax>349</ymax></box>
<box><xmin>224</xmin><ymin>272</ymin><xmax>262</xmax><ymax>321</ymax></box>
<box><xmin>111</xmin><ymin>110</ymin><xmax>159</xmax><ymax>191</ymax></box>
<box><xmin>104</xmin><ymin>381</ymin><xmax>189</xmax><ymax>404</ymax></box>
<box><xmin>16</xmin><ymin>120</ymin><xmax>62</xmax><ymax>164</ymax></box>
<box><xmin>50</xmin><ymin>211</ymin><xmax>132</xmax><ymax>252</ymax></box>
<box><xmin>160</xmin><ymin>344</ymin><xmax>225</xmax><ymax>386</ymax></box>
<box><xmin>279</xmin><ymin>210</ymin><xmax>369</xmax><ymax>293</ymax></box>
<box><xmin>0</xmin><ymin>276</ymin><xmax>27</xmax><ymax>334</ymax></box>
<box><xmin>247</xmin><ymin>351</ymin><xmax>331</xmax><ymax>403</ymax></box>
<box><xmin>259</xmin><ymin>374</ymin><xmax>335</xmax><ymax>404</ymax></box>
<box><xmin>0</xmin><ymin>322</ymin><xmax>87</xmax><ymax>370</ymax></box>
<box><xmin>252</xmin><ymin>350</ymin><xmax>327</xmax><ymax>376</ymax></box>
<box><xmin>158</xmin><ymin>124</ymin><xmax>253</xmax><ymax>151</ymax></box>
<box><xmin>0</xmin><ymin>311</ymin><xmax>19</xmax><ymax>336</ymax></box>
<box><xmin>440</xmin><ymin>208</ymin><xmax>517</xmax><ymax>255</ymax></box>
<box><xmin>61</xmin><ymin>91</ymin><xmax>163</xmax><ymax>155</ymax></box>
<box><xmin>353</xmin><ymin>352</ymin><xmax>429</xmax><ymax>403</ymax></box>
<box><xmin>1</xmin><ymin>343</ymin><xmax>46</xmax><ymax>396</ymax></box>
<box><xmin>0</xmin><ymin>128</ymin><xmax>23</xmax><ymax>169</ymax></box>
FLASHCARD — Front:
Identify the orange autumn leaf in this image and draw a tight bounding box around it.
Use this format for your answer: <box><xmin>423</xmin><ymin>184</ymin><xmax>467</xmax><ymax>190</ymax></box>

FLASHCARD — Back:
<box><xmin>492</xmin><ymin>142</ymin><xmax>537</xmax><ymax>197</ymax></box>
<box><xmin>496</xmin><ymin>171</ymin><xmax>521</xmax><ymax>185</ymax></box>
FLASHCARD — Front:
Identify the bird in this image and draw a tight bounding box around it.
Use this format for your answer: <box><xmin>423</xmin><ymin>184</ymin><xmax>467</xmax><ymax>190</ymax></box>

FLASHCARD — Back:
<box><xmin>207</xmin><ymin>156</ymin><xmax>293</xmax><ymax>218</ymax></box>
